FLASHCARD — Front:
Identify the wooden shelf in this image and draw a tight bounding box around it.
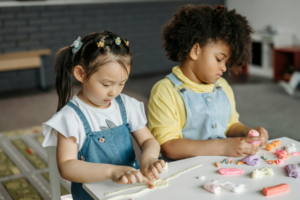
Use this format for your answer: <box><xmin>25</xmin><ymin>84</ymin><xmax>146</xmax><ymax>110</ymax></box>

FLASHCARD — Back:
<box><xmin>273</xmin><ymin>46</ymin><xmax>300</xmax><ymax>81</ymax></box>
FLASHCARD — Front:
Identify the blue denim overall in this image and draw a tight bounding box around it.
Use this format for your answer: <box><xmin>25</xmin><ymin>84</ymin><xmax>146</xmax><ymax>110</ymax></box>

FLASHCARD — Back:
<box><xmin>67</xmin><ymin>95</ymin><xmax>139</xmax><ymax>200</ymax></box>
<box><xmin>166</xmin><ymin>72</ymin><xmax>231</xmax><ymax>140</ymax></box>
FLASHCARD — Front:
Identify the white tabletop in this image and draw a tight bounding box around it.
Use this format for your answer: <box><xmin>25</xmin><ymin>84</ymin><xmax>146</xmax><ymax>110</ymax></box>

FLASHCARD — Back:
<box><xmin>83</xmin><ymin>137</ymin><xmax>300</xmax><ymax>200</ymax></box>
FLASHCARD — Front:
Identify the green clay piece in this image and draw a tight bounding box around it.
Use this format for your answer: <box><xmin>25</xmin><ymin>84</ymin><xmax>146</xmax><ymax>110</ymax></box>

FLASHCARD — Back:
<box><xmin>261</xmin><ymin>155</ymin><xmax>268</xmax><ymax>160</ymax></box>
<box><xmin>221</xmin><ymin>159</ymin><xmax>229</xmax><ymax>164</ymax></box>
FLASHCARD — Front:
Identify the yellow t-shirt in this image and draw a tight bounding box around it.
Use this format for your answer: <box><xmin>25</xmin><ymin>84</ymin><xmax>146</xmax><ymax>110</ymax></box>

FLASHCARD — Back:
<box><xmin>148</xmin><ymin>66</ymin><xmax>240</xmax><ymax>145</ymax></box>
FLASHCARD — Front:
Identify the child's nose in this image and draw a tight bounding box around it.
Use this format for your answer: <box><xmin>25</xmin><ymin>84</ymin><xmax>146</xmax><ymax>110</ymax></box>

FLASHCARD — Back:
<box><xmin>221</xmin><ymin>64</ymin><xmax>227</xmax><ymax>72</ymax></box>
<box><xmin>109</xmin><ymin>87</ymin><xmax>118</xmax><ymax>96</ymax></box>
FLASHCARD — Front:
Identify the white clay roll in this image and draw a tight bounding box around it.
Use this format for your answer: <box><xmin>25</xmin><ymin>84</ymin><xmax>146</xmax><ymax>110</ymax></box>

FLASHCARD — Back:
<box><xmin>204</xmin><ymin>181</ymin><xmax>221</xmax><ymax>194</ymax></box>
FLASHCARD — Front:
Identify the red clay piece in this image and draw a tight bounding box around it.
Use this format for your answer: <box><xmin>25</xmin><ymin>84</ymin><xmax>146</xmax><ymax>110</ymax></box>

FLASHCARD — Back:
<box><xmin>262</xmin><ymin>183</ymin><xmax>289</xmax><ymax>196</ymax></box>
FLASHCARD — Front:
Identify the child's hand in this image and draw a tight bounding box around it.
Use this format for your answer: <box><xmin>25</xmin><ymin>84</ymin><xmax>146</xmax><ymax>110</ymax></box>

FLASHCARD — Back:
<box><xmin>111</xmin><ymin>166</ymin><xmax>154</xmax><ymax>188</ymax></box>
<box><xmin>140</xmin><ymin>157</ymin><xmax>165</xmax><ymax>182</ymax></box>
<box><xmin>246</xmin><ymin>127</ymin><xmax>269</xmax><ymax>147</ymax></box>
<box><xmin>223</xmin><ymin>137</ymin><xmax>259</xmax><ymax>157</ymax></box>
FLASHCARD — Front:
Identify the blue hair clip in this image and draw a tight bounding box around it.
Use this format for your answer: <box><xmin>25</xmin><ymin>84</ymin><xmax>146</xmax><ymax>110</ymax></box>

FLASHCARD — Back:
<box><xmin>70</xmin><ymin>36</ymin><xmax>83</xmax><ymax>54</ymax></box>
<box><xmin>114</xmin><ymin>37</ymin><xmax>121</xmax><ymax>45</ymax></box>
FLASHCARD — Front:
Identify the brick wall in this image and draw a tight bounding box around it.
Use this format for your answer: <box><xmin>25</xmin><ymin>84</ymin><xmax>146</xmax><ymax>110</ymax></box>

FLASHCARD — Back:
<box><xmin>0</xmin><ymin>0</ymin><xmax>223</xmax><ymax>92</ymax></box>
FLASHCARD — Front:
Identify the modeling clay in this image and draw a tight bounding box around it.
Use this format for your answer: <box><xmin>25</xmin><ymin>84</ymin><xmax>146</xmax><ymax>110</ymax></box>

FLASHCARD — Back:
<box><xmin>275</xmin><ymin>149</ymin><xmax>289</xmax><ymax>159</ymax></box>
<box><xmin>291</xmin><ymin>152</ymin><xmax>300</xmax><ymax>156</ymax></box>
<box><xmin>212</xmin><ymin>179</ymin><xmax>246</xmax><ymax>193</ymax></box>
<box><xmin>285</xmin><ymin>164</ymin><xmax>300</xmax><ymax>178</ymax></box>
<box><xmin>215</xmin><ymin>161</ymin><xmax>220</xmax><ymax>168</ymax></box>
<box><xmin>265</xmin><ymin>160</ymin><xmax>278</xmax><ymax>165</ymax></box>
<box><xmin>262</xmin><ymin>183</ymin><xmax>289</xmax><ymax>196</ymax></box>
<box><xmin>248</xmin><ymin>129</ymin><xmax>260</xmax><ymax>145</ymax></box>
<box><xmin>237</xmin><ymin>161</ymin><xmax>244</xmax><ymax>165</ymax></box>
<box><xmin>197</xmin><ymin>176</ymin><xmax>206</xmax><ymax>180</ymax></box>
<box><xmin>266</xmin><ymin>144</ymin><xmax>274</xmax><ymax>151</ymax></box>
<box><xmin>218</xmin><ymin>168</ymin><xmax>244</xmax><ymax>175</ymax></box>
<box><xmin>241</xmin><ymin>155</ymin><xmax>261</xmax><ymax>166</ymax></box>
<box><xmin>221</xmin><ymin>159</ymin><xmax>229</xmax><ymax>164</ymax></box>
<box><xmin>221</xmin><ymin>158</ymin><xmax>232</xmax><ymax>164</ymax></box>
<box><xmin>204</xmin><ymin>181</ymin><xmax>221</xmax><ymax>194</ymax></box>
<box><xmin>271</xmin><ymin>140</ymin><xmax>281</xmax><ymax>147</ymax></box>
<box><xmin>251</xmin><ymin>167</ymin><xmax>274</xmax><ymax>179</ymax></box>
<box><xmin>261</xmin><ymin>155</ymin><xmax>268</xmax><ymax>160</ymax></box>
<box><xmin>276</xmin><ymin>159</ymin><xmax>283</xmax><ymax>165</ymax></box>
<box><xmin>285</xmin><ymin>143</ymin><xmax>296</xmax><ymax>154</ymax></box>
<box><xmin>104</xmin><ymin>164</ymin><xmax>203</xmax><ymax>199</ymax></box>
<box><xmin>163</xmin><ymin>162</ymin><xmax>168</xmax><ymax>170</ymax></box>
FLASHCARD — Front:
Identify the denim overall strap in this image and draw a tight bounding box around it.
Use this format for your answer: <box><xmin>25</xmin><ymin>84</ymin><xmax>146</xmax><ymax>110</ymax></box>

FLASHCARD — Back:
<box><xmin>115</xmin><ymin>95</ymin><xmax>127</xmax><ymax>124</ymax></box>
<box><xmin>67</xmin><ymin>102</ymin><xmax>92</xmax><ymax>135</ymax></box>
<box><xmin>166</xmin><ymin>72</ymin><xmax>231</xmax><ymax>141</ymax></box>
<box><xmin>166</xmin><ymin>72</ymin><xmax>183</xmax><ymax>88</ymax></box>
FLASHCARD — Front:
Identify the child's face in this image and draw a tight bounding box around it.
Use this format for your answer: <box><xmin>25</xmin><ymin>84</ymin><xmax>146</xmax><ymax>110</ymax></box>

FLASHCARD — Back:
<box><xmin>191</xmin><ymin>40</ymin><xmax>231</xmax><ymax>84</ymax></box>
<box><xmin>80</xmin><ymin>61</ymin><xmax>130</xmax><ymax>108</ymax></box>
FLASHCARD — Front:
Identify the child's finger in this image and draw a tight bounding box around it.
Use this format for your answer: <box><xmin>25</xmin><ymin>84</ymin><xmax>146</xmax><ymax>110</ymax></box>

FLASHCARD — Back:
<box><xmin>151</xmin><ymin>167</ymin><xmax>160</xmax><ymax>180</ymax></box>
<box><xmin>244</xmin><ymin>136</ymin><xmax>261</xmax><ymax>143</ymax></box>
<box><xmin>126</xmin><ymin>173</ymin><xmax>136</xmax><ymax>185</ymax></box>
<box><xmin>154</xmin><ymin>162</ymin><xmax>163</xmax><ymax>174</ymax></box>
<box><xmin>134</xmin><ymin>171</ymin><xmax>144</xmax><ymax>184</ymax></box>
<box><xmin>142</xmin><ymin>176</ymin><xmax>154</xmax><ymax>189</ymax></box>
<box><xmin>120</xmin><ymin>175</ymin><xmax>129</xmax><ymax>184</ymax></box>
<box><xmin>143</xmin><ymin>171</ymin><xmax>154</xmax><ymax>183</ymax></box>
<box><xmin>159</xmin><ymin>159</ymin><xmax>166</xmax><ymax>168</ymax></box>
<box><xmin>242</xmin><ymin>145</ymin><xmax>258</xmax><ymax>155</ymax></box>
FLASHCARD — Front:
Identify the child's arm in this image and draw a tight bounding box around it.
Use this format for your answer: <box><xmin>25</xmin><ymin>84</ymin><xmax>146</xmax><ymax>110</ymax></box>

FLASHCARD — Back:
<box><xmin>161</xmin><ymin>122</ymin><xmax>268</xmax><ymax>160</ymax></box>
<box><xmin>56</xmin><ymin>132</ymin><xmax>154</xmax><ymax>187</ymax></box>
<box><xmin>161</xmin><ymin>136</ymin><xmax>259</xmax><ymax>160</ymax></box>
<box><xmin>132</xmin><ymin>126</ymin><xmax>165</xmax><ymax>181</ymax></box>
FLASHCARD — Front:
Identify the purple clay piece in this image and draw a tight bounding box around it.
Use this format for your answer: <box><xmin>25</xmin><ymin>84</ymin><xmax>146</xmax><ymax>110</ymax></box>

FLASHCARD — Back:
<box><xmin>241</xmin><ymin>155</ymin><xmax>261</xmax><ymax>166</ymax></box>
<box><xmin>285</xmin><ymin>164</ymin><xmax>300</xmax><ymax>178</ymax></box>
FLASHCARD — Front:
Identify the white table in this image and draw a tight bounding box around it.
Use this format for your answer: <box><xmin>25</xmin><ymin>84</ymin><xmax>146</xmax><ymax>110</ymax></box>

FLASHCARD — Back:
<box><xmin>83</xmin><ymin>137</ymin><xmax>300</xmax><ymax>200</ymax></box>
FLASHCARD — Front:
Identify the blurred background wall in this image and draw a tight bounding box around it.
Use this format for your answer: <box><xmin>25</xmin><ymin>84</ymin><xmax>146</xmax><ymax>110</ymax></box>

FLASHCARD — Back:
<box><xmin>0</xmin><ymin>0</ymin><xmax>224</xmax><ymax>93</ymax></box>
<box><xmin>226</xmin><ymin>0</ymin><xmax>300</xmax><ymax>78</ymax></box>
<box><xmin>226</xmin><ymin>0</ymin><xmax>300</xmax><ymax>44</ymax></box>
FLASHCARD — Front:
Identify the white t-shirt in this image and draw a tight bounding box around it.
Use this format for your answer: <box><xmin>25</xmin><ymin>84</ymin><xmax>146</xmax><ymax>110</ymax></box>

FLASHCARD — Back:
<box><xmin>42</xmin><ymin>93</ymin><xmax>147</xmax><ymax>151</ymax></box>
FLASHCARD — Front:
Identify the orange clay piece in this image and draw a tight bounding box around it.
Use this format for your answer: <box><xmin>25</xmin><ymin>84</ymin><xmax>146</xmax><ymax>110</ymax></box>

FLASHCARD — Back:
<box><xmin>237</xmin><ymin>161</ymin><xmax>244</xmax><ymax>165</ymax></box>
<box><xmin>266</xmin><ymin>160</ymin><xmax>277</xmax><ymax>165</ymax></box>
<box><xmin>272</xmin><ymin>140</ymin><xmax>281</xmax><ymax>147</ymax></box>
<box><xmin>230</xmin><ymin>160</ymin><xmax>233</xmax><ymax>164</ymax></box>
<box><xmin>215</xmin><ymin>161</ymin><xmax>220</xmax><ymax>168</ymax></box>
<box><xmin>266</xmin><ymin>144</ymin><xmax>274</xmax><ymax>151</ymax></box>
<box><xmin>262</xmin><ymin>183</ymin><xmax>289</xmax><ymax>196</ymax></box>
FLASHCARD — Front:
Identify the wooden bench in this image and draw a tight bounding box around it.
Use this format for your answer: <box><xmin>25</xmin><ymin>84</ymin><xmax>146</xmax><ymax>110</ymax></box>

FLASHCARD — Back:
<box><xmin>0</xmin><ymin>49</ymin><xmax>52</xmax><ymax>89</ymax></box>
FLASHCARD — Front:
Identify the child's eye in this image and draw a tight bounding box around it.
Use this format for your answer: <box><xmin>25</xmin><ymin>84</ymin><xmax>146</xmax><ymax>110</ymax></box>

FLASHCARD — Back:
<box><xmin>216</xmin><ymin>58</ymin><xmax>221</xmax><ymax>62</ymax></box>
<box><xmin>103</xmin><ymin>84</ymin><xmax>110</xmax><ymax>87</ymax></box>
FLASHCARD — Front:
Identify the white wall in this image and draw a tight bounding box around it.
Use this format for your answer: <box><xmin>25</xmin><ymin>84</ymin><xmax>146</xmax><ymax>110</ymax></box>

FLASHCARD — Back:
<box><xmin>226</xmin><ymin>0</ymin><xmax>300</xmax><ymax>45</ymax></box>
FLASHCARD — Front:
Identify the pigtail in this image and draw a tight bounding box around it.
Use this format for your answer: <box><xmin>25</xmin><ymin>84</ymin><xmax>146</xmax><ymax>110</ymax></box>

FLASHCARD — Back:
<box><xmin>54</xmin><ymin>46</ymin><xmax>74</xmax><ymax>112</ymax></box>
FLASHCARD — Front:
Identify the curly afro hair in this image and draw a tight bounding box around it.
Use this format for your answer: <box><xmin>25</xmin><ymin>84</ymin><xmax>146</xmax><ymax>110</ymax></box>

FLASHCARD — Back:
<box><xmin>162</xmin><ymin>4</ymin><xmax>254</xmax><ymax>69</ymax></box>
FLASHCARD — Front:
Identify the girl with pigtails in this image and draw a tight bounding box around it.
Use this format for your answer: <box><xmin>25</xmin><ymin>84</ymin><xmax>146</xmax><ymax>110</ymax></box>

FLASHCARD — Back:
<box><xmin>42</xmin><ymin>31</ymin><xmax>164</xmax><ymax>200</ymax></box>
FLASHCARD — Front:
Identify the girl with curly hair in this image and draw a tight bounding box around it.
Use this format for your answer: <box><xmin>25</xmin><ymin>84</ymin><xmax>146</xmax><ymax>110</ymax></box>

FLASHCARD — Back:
<box><xmin>148</xmin><ymin>4</ymin><xmax>269</xmax><ymax>160</ymax></box>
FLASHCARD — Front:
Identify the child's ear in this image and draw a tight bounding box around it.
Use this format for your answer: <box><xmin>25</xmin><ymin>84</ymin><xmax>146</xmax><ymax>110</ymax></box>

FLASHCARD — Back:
<box><xmin>189</xmin><ymin>43</ymin><xmax>201</xmax><ymax>60</ymax></box>
<box><xmin>73</xmin><ymin>65</ymin><xmax>86</xmax><ymax>83</ymax></box>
